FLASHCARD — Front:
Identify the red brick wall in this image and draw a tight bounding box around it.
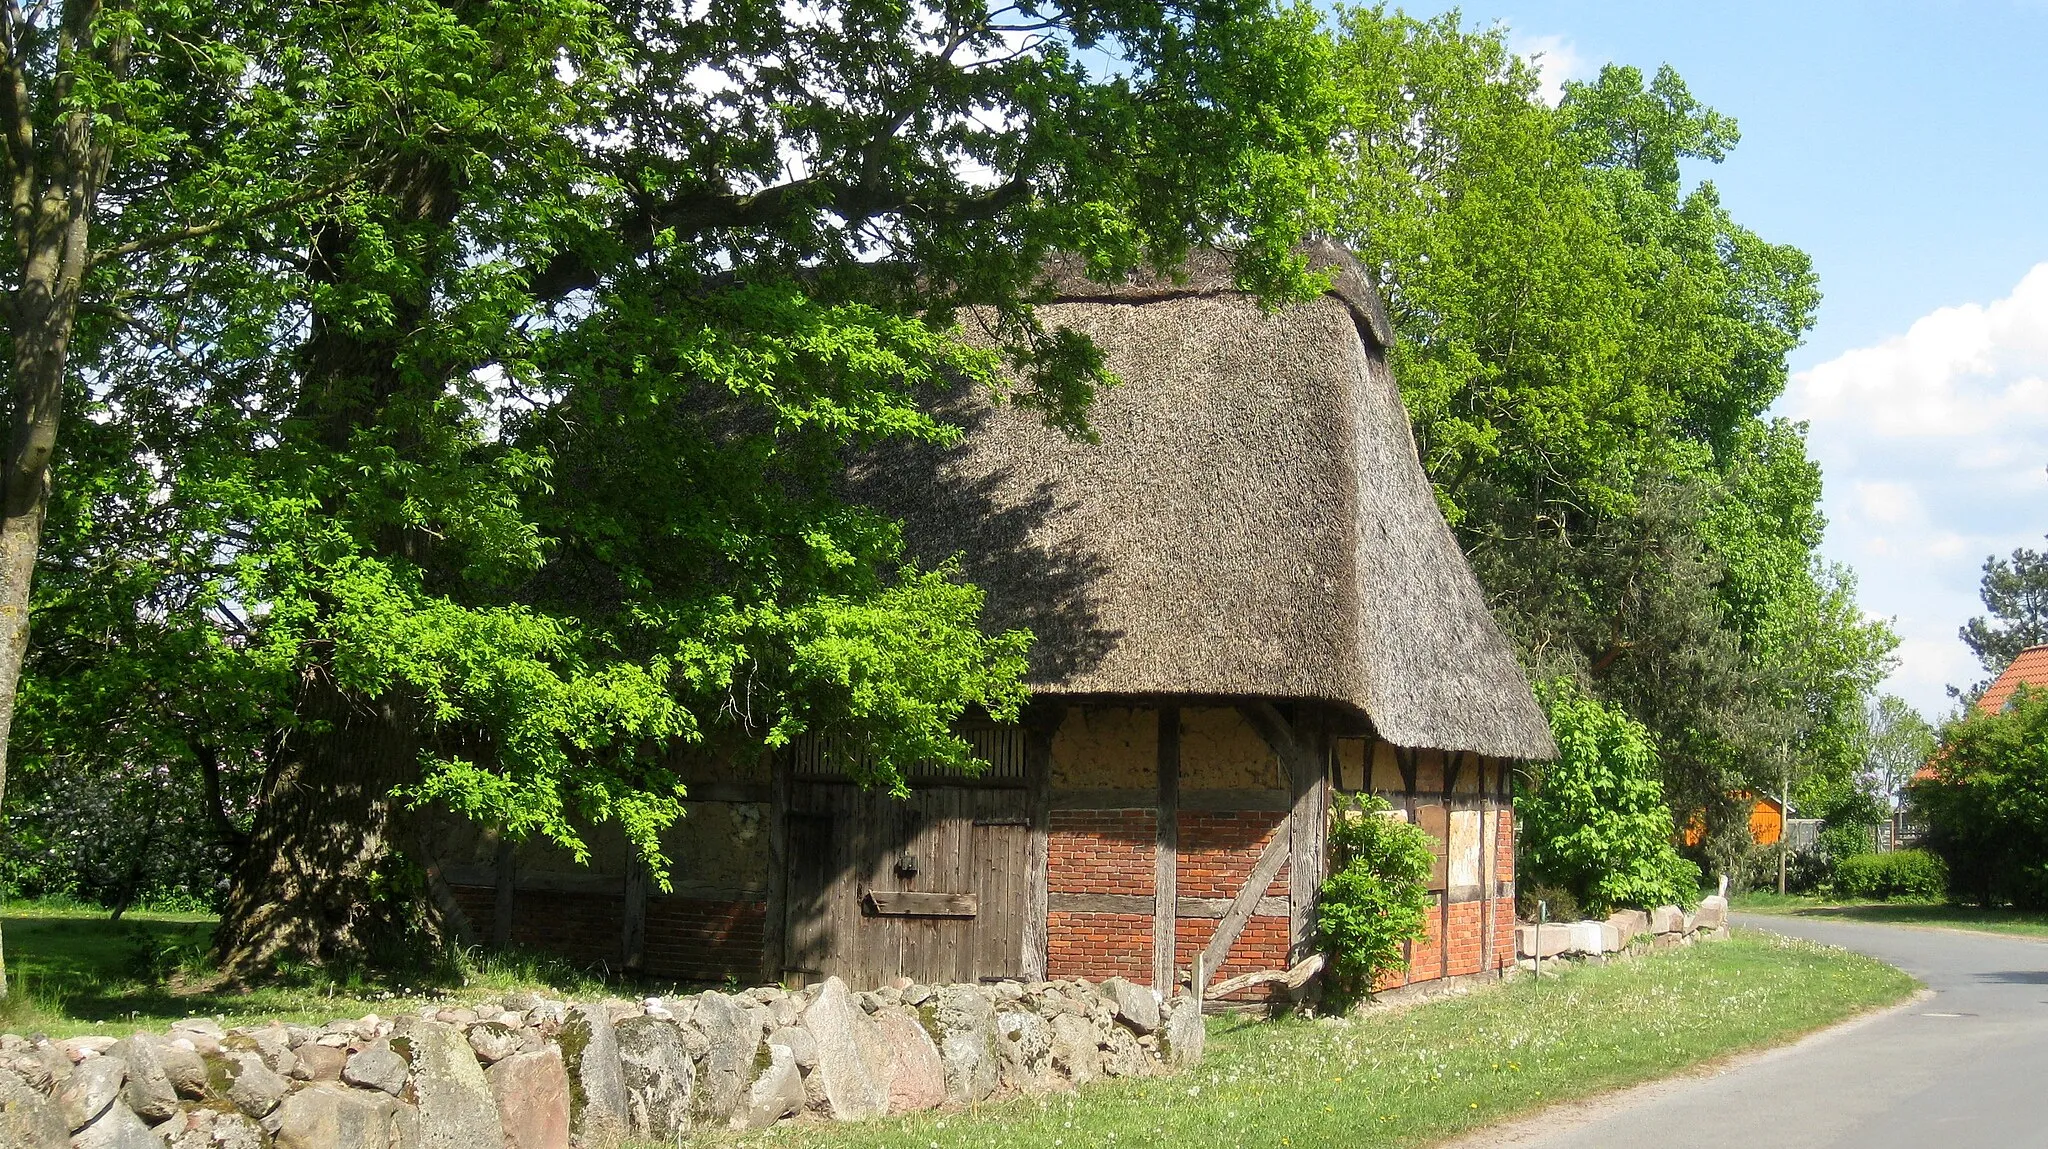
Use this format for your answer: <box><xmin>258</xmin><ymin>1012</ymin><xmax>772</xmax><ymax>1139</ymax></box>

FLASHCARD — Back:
<box><xmin>1047</xmin><ymin>912</ymin><xmax>1151</xmax><ymax>980</ymax></box>
<box><xmin>1048</xmin><ymin>809</ymin><xmax>1154</xmax><ymax>894</ymax></box>
<box><xmin>449</xmin><ymin>885</ymin><xmax>765</xmax><ymax>980</ymax></box>
<box><xmin>1176</xmin><ymin>811</ymin><xmax>1289</xmax><ymax>899</ymax></box>
<box><xmin>1047</xmin><ymin>808</ymin><xmax>1153</xmax><ymax>979</ymax></box>
<box><xmin>643</xmin><ymin>898</ymin><xmax>765</xmax><ymax>981</ymax></box>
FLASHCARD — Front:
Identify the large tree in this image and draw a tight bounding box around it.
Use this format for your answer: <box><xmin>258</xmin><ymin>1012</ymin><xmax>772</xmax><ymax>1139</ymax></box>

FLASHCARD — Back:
<box><xmin>1319</xmin><ymin>9</ymin><xmax>1894</xmax><ymax>873</ymax></box>
<box><xmin>23</xmin><ymin>0</ymin><xmax>1337</xmax><ymax>974</ymax></box>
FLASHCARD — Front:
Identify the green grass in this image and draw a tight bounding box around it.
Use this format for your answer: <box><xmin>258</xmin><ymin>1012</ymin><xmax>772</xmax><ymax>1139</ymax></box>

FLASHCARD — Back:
<box><xmin>1732</xmin><ymin>893</ymin><xmax>2048</xmax><ymax>939</ymax></box>
<box><xmin>707</xmin><ymin>930</ymin><xmax>1913</xmax><ymax>1149</ymax></box>
<box><xmin>0</xmin><ymin>901</ymin><xmax>691</xmax><ymax>1038</ymax></box>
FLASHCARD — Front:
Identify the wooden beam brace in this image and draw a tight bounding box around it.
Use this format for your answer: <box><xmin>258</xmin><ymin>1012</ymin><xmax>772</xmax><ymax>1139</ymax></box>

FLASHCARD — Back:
<box><xmin>1196</xmin><ymin>821</ymin><xmax>1292</xmax><ymax>989</ymax></box>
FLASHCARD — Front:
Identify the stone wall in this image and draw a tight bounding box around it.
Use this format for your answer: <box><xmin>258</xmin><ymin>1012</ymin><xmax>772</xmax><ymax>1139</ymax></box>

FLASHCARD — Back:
<box><xmin>0</xmin><ymin>975</ymin><xmax>1205</xmax><ymax>1148</ymax></box>
<box><xmin>1512</xmin><ymin>895</ymin><xmax>1732</xmax><ymax>966</ymax></box>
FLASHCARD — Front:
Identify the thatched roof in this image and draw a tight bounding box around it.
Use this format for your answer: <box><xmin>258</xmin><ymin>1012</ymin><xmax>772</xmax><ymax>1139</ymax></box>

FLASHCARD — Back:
<box><xmin>855</xmin><ymin>242</ymin><xmax>1555</xmax><ymax>760</ymax></box>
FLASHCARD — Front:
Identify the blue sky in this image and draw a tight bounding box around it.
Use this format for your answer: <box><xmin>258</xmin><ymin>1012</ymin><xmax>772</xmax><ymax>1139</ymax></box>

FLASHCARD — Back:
<box><xmin>1402</xmin><ymin>1</ymin><xmax>2048</xmax><ymax>717</ymax></box>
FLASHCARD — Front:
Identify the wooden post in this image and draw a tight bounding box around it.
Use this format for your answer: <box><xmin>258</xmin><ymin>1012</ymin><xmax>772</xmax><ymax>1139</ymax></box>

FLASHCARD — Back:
<box><xmin>492</xmin><ymin>833</ymin><xmax>516</xmax><ymax>950</ymax></box>
<box><xmin>622</xmin><ymin>862</ymin><xmax>648</xmax><ymax>973</ymax></box>
<box><xmin>1154</xmin><ymin>706</ymin><xmax>1181</xmax><ymax>993</ymax></box>
<box><xmin>1286</xmin><ymin>708</ymin><xmax>1327</xmax><ymax>966</ymax></box>
<box><xmin>1479</xmin><ymin>759</ymin><xmax>1494</xmax><ymax>978</ymax></box>
<box><xmin>762</xmin><ymin>751</ymin><xmax>792</xmax><ymax>984</ymax></box>
<box><xmin>1022</xmin><ymin>705</ymin><xmax>1060</xmax><ymax>981</ymax></box>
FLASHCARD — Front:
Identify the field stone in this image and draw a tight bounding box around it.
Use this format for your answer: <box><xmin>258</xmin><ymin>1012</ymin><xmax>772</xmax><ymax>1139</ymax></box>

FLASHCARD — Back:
<box><xmin>69</xmin><ymin>1100</ymin><xmax>162</xmax><ymax>1149</ymax></box>
<box><xmin>292</xmin><ymin>1043</ymin><xmax>346</xmax><ymax>1082</ymax></box>
<box><xmin>1161</xmin><ymin>995</ymin><xmax>1205</xmax><ymax>1069</ymax></box>
<box><xmin>1694</xmin><ymin>895</ymin><xmax>1729</xmax><ymax>930</ymax></box>
<box><xmin>60</xmin><ymin>1037</ymin><xmax>119</xmax><ymax>1061</ymax></box>
<box><xmin>875</xmin><ymin>1012</ymin><xmax>944</xmax><ymax>1114</ymax></box>
<box><xmin>994</xmin><ymin>1011</ymin><xmax>1053</xmax><ymax>1091</ymax></box>
<box><xmin>271</xmin><ymin>1082</ymin><xmax>414</xmax><ymax>1149</ymax></box>
<box><xmin>1649</xmin><ymin>905</ymin><xmax>1686</xmax><ymax>934</ymax></box>
<box><xmin>766</xmin><ymin>1026</ymin><xmax>816</xmax><ymax>1071</ymax></box>
<box><xmin>107</xmin><ymin>1035</ymin><xmax>180</xmax><ymax>1122</ymax></box>
<box><xmin>736</xmin><ymin>1043</ymin><xmax>804</xmax><ymax>1131</ymax></box>
<box><xmin>796</xmin><ymin>977</ymin><xmax>891</xmax><ymax>1120</ymax></box>
<box><xmin>1100</xmin><ymin>1024</ymin><xmax>1152</xmax><ymax>1078</ymax></box>
<box><xmin>466</xmin><ymin>1022</ymin><xmax>521</xmax><ymax>1065</ymax></box>
<box><xmin>342</xmin><ymin>1040</ymin><xmax>409</xmax><ymax>1096</ymax></box>
<box><xmin>0</xmin><ymin>1071</ymin><xmax>69</xmax><ymax>1149</ymax></box>
<box><xmin>393</xmin><ymin>1017</ymin><xmax>503</xmax><ymax>1149</ymax></box>
<box><xmin>925</xmin><ymin>984</ymin><xmax>998</xmax><ymax>1104</ymax></box>
<box><xmin>212</xmin><ymin>1050</ymin><xmax>289</xmax><ymax>1119</ymax></box>
<box><xmin>691</xmin><ymin>991</ymin><xmax>761</xmax><ymax>1126</ymax></box>
<box><xmin>615</xmin><ymin>1016</ymin><xmax>695</xmax><ymax>1141</ymax></box>
<box><xmin>559</xmin><ymin>1003</ymin><xmax>629</xmax><ymax>1143</ymax></box>
<box><xmin>55</xmin><ymin>1050</ymin><xmax>125</xmax><ymax>1130</ymax></box>
<box><xmin>486</xmin><ymin>1049</ymin><xmax>570</xmax><ymax>1149</ymax></box>
<box><xmin>1047</xmin><ymin>1014</ymin><xmax>1101</xmax><ymax>1085</ymax></box>
<box><xmin>1095</xmin><ymin>978</ymin><xmax>1159</xmax><ymax>1035</ymax></box>
<box><xmin>163</xmin><ymin>1107</ymin><xmax>265</xmax><ymax>1149</ymax></box>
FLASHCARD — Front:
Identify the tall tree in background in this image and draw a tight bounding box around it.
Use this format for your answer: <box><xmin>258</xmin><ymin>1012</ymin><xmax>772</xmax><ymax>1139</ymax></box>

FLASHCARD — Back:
<box><xmin>1960</xmin><ymin>537</ymin><xmax>2048</xmax><ymax>690</ymax></box>
<box><xmin>1320</xmin><ymin>8</ymin><xmax>1894</xmax><ymax>874</ymax></box>
<box><xmin>18</xmin><ymin>0</ymin><xmax>1337</xmax><ymax>974</ymax></box>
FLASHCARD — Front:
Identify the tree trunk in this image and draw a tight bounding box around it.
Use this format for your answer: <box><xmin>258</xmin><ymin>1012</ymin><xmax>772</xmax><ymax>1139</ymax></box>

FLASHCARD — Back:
<box><xmin>211</xmin><ymin>144</ymin><xmax>463</xmax><ymax>978</ymax></box>
<box><xmin>213</xmin><ymin>677</ymin><xmax>456</xmax><ymax>979</ymax></box>
<box><xmin>0</xmin><ymin>0</ymin><xmax>125</xmax><ymax>996</ymax></box>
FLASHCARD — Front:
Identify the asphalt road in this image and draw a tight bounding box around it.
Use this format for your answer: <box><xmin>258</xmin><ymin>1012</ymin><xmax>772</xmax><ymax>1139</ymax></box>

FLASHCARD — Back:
<box><xmin>1470</xmin><ymin>914</ymin><xmax>2048</xmax><ymax>1149</ymax></box>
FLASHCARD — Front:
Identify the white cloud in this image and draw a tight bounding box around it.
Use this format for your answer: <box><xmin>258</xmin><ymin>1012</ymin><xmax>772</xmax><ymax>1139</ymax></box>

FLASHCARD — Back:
<box><xmin>1785</xmin><ymin>262</ymin><xmax>2048</xmax><ymax>715</ymax></box>
<box><xmin>1507</xmin><ymin>32</ymin><xmax>1592</xmax><ymax>106</ymax></box>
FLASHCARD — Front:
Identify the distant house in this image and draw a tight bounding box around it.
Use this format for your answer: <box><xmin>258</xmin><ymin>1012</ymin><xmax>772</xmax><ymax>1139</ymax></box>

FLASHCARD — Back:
<box><xmin>1974</xmin><ymin>643</ymin><xmax>2048</xmax><ymax>716</ymax></box>
<box><xmin>1895</xmin><ymin>644</ymin><xmax>2048</xmax><ymax>848</ymax></box>
<box><xmin>1681</xmin><ymin>791</ymin><xmax>1791</xmax><ymax>848</ymax></box>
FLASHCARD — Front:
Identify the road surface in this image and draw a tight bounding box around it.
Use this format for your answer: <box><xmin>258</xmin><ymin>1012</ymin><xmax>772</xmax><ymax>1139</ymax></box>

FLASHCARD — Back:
<box><xmin>1465</xmin><ymin>914</ymin><xmax>2048</xmax><ymax>1148</ymax></box>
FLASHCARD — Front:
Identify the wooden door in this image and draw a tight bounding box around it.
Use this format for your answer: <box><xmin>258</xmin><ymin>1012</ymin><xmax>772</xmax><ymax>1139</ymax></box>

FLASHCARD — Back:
<box><xmin>781</xmin><ymin>782</ymin><xmax>1031</xmax><ymax>986</ymax></box>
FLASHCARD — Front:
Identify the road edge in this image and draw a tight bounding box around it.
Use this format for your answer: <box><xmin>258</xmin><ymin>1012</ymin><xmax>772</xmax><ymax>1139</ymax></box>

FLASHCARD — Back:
<box><xmin>1429</xmin><ymin>985</ymin><xmax>1935</xmax><ymax>1148</ymax></box>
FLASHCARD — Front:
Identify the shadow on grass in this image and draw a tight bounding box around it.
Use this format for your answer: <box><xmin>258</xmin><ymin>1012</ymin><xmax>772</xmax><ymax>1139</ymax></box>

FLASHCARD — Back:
<box><xmin>3</xmin><ymin>904</ymin><xmax>742</xmax><ymax>1035</ymax></box>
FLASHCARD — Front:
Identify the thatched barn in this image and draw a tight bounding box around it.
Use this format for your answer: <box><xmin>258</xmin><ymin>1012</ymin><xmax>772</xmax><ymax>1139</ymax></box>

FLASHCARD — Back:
<box><xmin>436</xmin><ymin>243</ymin><xmax>1555</xmax><ymax>1000</ymax></box>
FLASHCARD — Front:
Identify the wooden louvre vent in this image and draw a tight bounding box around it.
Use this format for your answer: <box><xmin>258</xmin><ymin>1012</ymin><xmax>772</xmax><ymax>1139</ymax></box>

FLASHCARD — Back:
<box><xmin>786</xmin><ymin>722</ymin><xmax>1031</xmax><ymax>788</ymax></box>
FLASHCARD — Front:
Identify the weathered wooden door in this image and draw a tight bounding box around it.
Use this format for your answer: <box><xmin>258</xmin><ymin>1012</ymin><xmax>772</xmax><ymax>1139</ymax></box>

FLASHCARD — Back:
<box><xmin>779</xmin><ymin>725</ymin><xmax>1037</xmax><ymax>986</ymax></box>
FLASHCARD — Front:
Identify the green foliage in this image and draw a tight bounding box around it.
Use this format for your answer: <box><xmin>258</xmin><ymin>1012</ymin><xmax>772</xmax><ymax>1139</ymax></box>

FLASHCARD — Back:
<box><xmin>1519</xmin><ymin>683</ymin><xmax>1701</xmax><ymax>914</ymax></box>
<box><xmin>1319</xmin><ymin>9</ymin><xmax>1895</xmax><ymax>855</ymax></box>
<box><xmin>1513</xmin><ymin>882</ymin><xmax>1581</xmax><ymax>925</ymax></box>
<box><xmin>1318</xmin><ymin>795</ymin><xmax>1435</xmax><ymax>1003</ymax></box>
<box><xmin>26</xmin><ymin>0</ymin><xmax>1340</xmax><ymax>918</ymax></box>
<box><xmin>1816</xmin><ymin>822</ymin><xmax>1877</xmax><ymax>864</ymax></box>
<box><xmin>1831</xmin><ymin>851</ymin><xmax>1947</xmax><ymax>902</ymax></box>
<box><xmin>1914</xmin><ymin>688</ymin><xmax>2048</xmax><ymax>907</ymax></box>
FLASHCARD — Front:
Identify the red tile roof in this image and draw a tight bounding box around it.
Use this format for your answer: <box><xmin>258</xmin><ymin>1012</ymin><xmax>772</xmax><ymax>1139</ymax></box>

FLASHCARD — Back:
<box><xmin>1978</xmin><ymin>644</ymin><xmax>2048</xmax><ymax>716</ymax></box>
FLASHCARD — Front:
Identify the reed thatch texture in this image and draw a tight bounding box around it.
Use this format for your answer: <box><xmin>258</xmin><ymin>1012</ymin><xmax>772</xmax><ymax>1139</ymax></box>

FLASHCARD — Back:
<box><xmin>854</xmin><ymin>244</ymin><xmax>1554</xmax><ymax>759</ymax></box>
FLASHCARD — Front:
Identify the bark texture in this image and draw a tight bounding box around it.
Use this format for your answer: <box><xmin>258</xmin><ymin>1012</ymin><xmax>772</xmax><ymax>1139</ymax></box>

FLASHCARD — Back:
<box><xmin>0</xmin><ymin>0</ymin><xmax>126</xmax><ymax>996</ymax></box>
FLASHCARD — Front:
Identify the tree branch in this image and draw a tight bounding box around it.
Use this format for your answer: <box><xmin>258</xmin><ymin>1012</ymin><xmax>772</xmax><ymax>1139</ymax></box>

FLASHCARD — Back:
<box><xmin>89</xmin><ymin>171</ymin><xmax>361</xmax><ymax>266</ymax></box>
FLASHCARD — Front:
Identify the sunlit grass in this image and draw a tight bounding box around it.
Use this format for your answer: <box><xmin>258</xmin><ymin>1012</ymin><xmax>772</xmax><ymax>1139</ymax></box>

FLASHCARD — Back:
<box><xmin>701</xmin><ymin>931</ymin><xmax>1913</xmax><ymax>1149</ymax></box>
<box><xmin>1732</xmin><ymin>893</ymin><xmax>2048</xmax><ymax>939</ymax></box>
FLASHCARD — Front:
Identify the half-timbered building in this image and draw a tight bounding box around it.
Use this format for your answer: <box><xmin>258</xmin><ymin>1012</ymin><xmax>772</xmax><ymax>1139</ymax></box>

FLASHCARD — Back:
<box><xmin>436</xmin><ymin>242</ymin><xmax>1556</xmax><ymax>1001</ymax></box>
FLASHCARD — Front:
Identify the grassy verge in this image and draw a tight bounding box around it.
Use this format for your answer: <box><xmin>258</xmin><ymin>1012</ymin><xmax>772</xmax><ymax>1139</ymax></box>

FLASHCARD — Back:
<box><xmin>1732</xmin><ymin>893</ymin><xmax>2048</xmax><ymax>939</ymax></box>
<box><xmin>708</xmin><ymin>929</ymin><xmax>1912</xmax><ymax>1149</ymax></box>
<box><xmin>0</xmin><ymin>901</ymin><xmax>690</xmax><ymax>1037</ymax></box>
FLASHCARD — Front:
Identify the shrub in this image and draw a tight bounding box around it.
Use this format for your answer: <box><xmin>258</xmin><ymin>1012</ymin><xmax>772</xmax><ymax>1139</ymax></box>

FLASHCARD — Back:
<box><xmin>1832</xmin><ymin>850</ymin><xmax>1947</xmax><ymax>901</ymax></box>
<box><xmin>1913</xmin><ymin>687</ymin><xmax>2048</xmax><ymax>907</ymax></box>
<box><xmin>1518</xmin><ymin>682</ymin><xmax>1701</xmax><ymax>914</ymax></box>
<box><xmin>1513</xmin><ymin>881</ymin><xmax>1580</xmax><ymax>924</ymax></box>
<box><xmin>1318</xmin><ymin>794</ymin><xmax>1435</xmax><ymax>1004</ymax></box>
